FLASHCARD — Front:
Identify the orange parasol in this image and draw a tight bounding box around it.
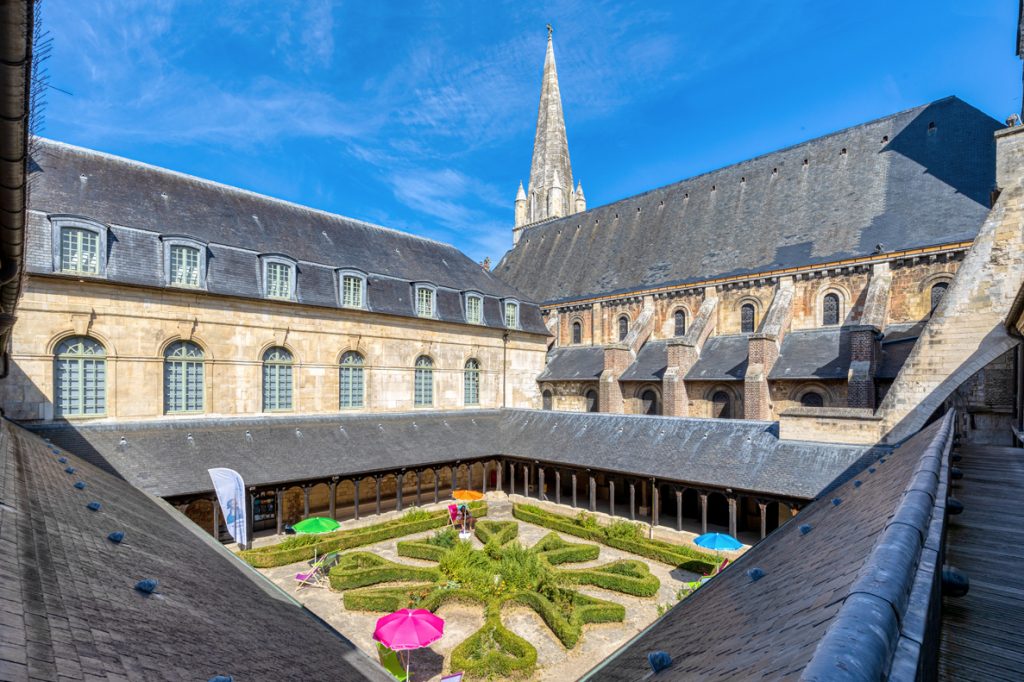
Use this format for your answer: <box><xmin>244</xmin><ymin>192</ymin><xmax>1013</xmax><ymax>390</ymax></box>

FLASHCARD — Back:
<box><xmin>452</xmin><ymin>489</ymin><xmax>484</xmax><ymax>501</ymax></box>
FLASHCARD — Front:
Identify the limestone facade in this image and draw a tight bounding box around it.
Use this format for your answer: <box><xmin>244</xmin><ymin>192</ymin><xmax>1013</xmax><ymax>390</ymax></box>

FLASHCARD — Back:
<box><xmin>2</xmin><ymin>276</ymin><xmax>547</xmax><ymax>422</ymax></box>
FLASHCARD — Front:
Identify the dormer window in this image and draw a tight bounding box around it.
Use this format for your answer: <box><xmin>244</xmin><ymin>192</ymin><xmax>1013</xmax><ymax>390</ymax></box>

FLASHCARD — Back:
<box><xmin>161</xmin><ymin>236</ymin><xmax>206</xmax><ymax>289</ymax></box>
<box><xmin>339</xmin><ymin>270</ymin><xmax>367</xmax><ymax>309</ymax></box>
<box><xmin>260</xmin><ymin>255</ymin><xmax>296</xmax><ymax>300</ymax></box>
<box><xmin>50</xmin><ymin>216</ymin><xmax>107</xmax><ymax>276</ymax></box>
<box><xmin>504</xmin><ymin>299</ymin><xmax>520</xmax><ymax>329</ymax></box>
<box><xmin>415</xmin><ymin>284</ymin><xmax>436</xmax><ymax>318</ymax></box>
<box><xmin>465</xmin><ymin>292</ymin><xmax>483</xmax><ymax>324</ymax></box>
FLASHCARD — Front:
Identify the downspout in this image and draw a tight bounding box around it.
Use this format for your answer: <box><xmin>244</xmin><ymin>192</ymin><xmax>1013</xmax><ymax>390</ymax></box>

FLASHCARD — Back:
<box><xmin>502</xmin><ymin>331</ymin><xmax>509</xmax><ymax>407</ymax></box>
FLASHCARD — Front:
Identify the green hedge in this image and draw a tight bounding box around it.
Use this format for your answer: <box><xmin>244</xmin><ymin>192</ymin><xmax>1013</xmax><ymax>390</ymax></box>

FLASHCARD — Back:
<box><xmin>396</xmin><ymin>541</ymin><xmax>447</xmax><ymax>562</ymax></box>
<box><xmin>450</xmin><ymin>616</ymin><xmax>537</xmax><ymax>680</ymax></box>
<box><xmin>417</xmin><ymin>586</ymin><xmax>488</xmax><ymax>612</ymax></box>
<box><xmin>239</xmin><ymin>502</ymin><xmax>487</xmax><ymax>567</ymax></box>
<box><xmin>561</xmin><ymin>560</ymin><xmax>661</xmax><ymax>597</ymax></box>
<box><xmin>532</xmin><ymin>532</ymin><xmax>600</xmax><ymax>565</ymax></box>
<box><xmin>513</xmin><ymin>504</ymin><xmax>718</xmax><ymax>574</ymax></box>
<box><xmin>475</xmin><ymin>520</ymin><xmax>518</xmax><ymax>546</ymax></box>
<box><xmin>507</xmin><ymin>587</ymin><xmax>626</xmax><ymax>649</ymax></box>
<box><xmin>508</xmin><ymin>590</ymin><xmax>581</xmax><ymax>647</ymax></box>
<box><xmin>328</xmin><ymin>552</ymin><xmax>440</xmax><ymax>590</ymax></box>
<box><xmin>343</xmin><ymin>583</ymin><xmax>436</xmax><ymax>612</ymax></box>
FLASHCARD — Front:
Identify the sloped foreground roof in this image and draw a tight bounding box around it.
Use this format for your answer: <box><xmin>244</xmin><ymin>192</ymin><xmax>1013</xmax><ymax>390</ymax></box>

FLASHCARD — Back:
<box><xmin>495</xmin><ymin>97</ymin><xmax>999</xmax><ymax>304</ymax></box>
<box><xmin>586</xmin><ymin>412</ymin><xmax>954</xmax><ymax>680</ymax></box>
<box><xmin>31</xmin><ymin>409</ymin><xmax>872</xmax><ymax>500</ymax></box>
<box><xmin>0</xmin><ymin>419</ymin><xmax>390</xmax><ymax>681</ymax></box>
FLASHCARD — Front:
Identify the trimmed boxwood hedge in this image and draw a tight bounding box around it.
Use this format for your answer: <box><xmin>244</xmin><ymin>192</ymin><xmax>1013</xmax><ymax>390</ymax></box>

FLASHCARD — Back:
<box><xmin>532</xmin><ymin>532</ymin><xmax>600</xmax><ymax>565</ymax></box>
<box><xmin>513</xmin><ymin>504</ymin><xmax>718</xmax><ymax>574</ymax></box>
<box><xmin>328</xmin><ymin>552</ymin><xmax>440</xmax><ymax>590</ymax></box>
<box><xmin>450</xmin><ymin>615</ymin><xmax>537</xmax><ymax>680</ymax></box>
<box><xmin>239</xmin><ymin>502</ymin><xmax>486</xmax><ymax>567</ymax></box>
<box><xmin>396</xmin><ymin>540</ymin><xmax>447</xmax><ymax>562</ymax></box>
<box><xmin>416</xmin><ymin>586</ymin><xmax>488</xmax><ymax>612</ymax></box>
<box><xmin>507</xmin><ymin>588</ymin><xmax>625</xmax><ymax>648</ymax></box>
<box><xmin>342</xmin><ymin>583</ymin><xmax>436</xmax><ymax>612</ymax></box>
<box><xmin>474</xmin><ymin>520</ymin><xmax>518</xmax><ymax>545</ymax></box>
<box><xmin>561</xmin><ymin>560</ymin><xmax>660</xmax><ymax>597</ymax></box>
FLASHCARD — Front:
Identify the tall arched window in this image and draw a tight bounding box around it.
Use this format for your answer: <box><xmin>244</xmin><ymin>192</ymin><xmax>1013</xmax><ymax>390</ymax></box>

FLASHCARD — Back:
<box><xmin>572</xmin><ymin>321</ymin><xmax>582</xmax><ymax>345</ymax></box>
<box><xmin>339</xmin><ymin>351</ymin><xmax>365</xmax><ymax>409</ymax></box>
<box><xmin>542</xmin><ymin>390</ymin><xmax>553</xmax><ymax>410</ymax></box>
<box><xmin>55</xmin><ymin>336</ymin><xmax>106</xmax><ymax>417</ymax></box>
<box><xmin>464</xmin><ymin>358</ymin><xmax>481</xmax><ymax>406</ymax></box>
<box><xmin>640</xmin><ymin>389</ymin><xmax>659</xmax><ymax>415</ymax></box>
<box><xmin>822</xmin><ymin>293</ymin><xmax>840</xmax><ymax>326</ymax></box>
<box><xmin>585</xmin><ymin>389</ymin><xmax>598</xmax><ymax>412</ymax></box>
<box><xmin>930</xmin><ymin>282</ymin><xmax>948</xmax><ymax>313</ymax></box>
<box><xmin>414</xmin><ymin>355</ymin><xmax>434</xmax><ymax>407</ymax></box>
<box><xmin>740</xmin><ymin>304</ymin><xmax>755</xmax><ymax>333</ymax></box>
<box><xmin>164</xmin><ymin>341</ymin><xmax>204</xmax><ymax>413</ymax></box>
<box><xmin>618</xmin><ymin>315</ymin><xmax>629</xmax><ymax>342</ymax></box>
<box><xmin>800</xmin><ymin>392</ymin><xmax>824</xmax><ymax>408</ymax></box>
<box><xmin>711</xmin><ymin>391</ymin><xmax>731</xmax><ymax>419</ymax></box>
<box><xmin>674</xmin><ymin>310</ymin><xmax>686</xmax><ymax>337</ymax></box>
<box><xmin>262</xmin><ymin>347</ymin><xmax>293</xmax><ymax>412</ymax></box>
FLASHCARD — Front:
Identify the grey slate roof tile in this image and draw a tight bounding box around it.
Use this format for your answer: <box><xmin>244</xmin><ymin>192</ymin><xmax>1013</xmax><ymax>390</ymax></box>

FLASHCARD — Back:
<box><xmin>537</xmin><ymin>347</ymin><xmax>605</xmax><ymax>381</ymax></box>
<box><xmin>495</xmin><ymin>97</ymin><xmax>999</xmax><ymax>304</ymax></box>
<box><xmin>620</xmin><ymin>339</ymin><xmax>668</xmax><ymax>382</ymax></box>
<box><xmin>685</xmin><ymin>334</ymin><xmax>749</xmax><ymax>380</ymax></box>
<box><xmin>768</xmin><ymin>328</ymin><xmax>852</xmax><ymax>380</ymax></box>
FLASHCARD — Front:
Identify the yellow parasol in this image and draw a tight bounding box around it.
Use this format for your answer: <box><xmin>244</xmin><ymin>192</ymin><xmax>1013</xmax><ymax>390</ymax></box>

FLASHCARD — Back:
<box><xmin>452</xmin><ymin>489</ymin><xmax>484</xmax><ymax>501</ymax></box>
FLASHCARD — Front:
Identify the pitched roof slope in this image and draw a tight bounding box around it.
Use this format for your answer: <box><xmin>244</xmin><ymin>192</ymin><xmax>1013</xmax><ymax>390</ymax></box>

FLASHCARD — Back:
<box><xmin>494</xmin><ymin>97</ymin><xmax>999</xmax><ymax>304</ymax></box>
<box><xmin>586</xmin><ymin>412</ymin><xmax>953</xmax><ymax>680</ymax></box>
<box><xmin>0</xmin><ymin>419</ymin><xmax>389</xmax><ymax>681</ymax></box>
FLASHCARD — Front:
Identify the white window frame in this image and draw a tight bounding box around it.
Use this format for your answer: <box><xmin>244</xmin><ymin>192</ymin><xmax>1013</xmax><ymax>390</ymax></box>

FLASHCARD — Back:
<box><xmin>50</xmin><ymin>215</ymin><xmax>108</xmax><ymax>277</ymax></box>
<box><xmin>338</xmin><ymin>269</ymin><xmax>368</xmax><ymax>309</ymax></box>
<box><xmin>161</xmin><ymin>236</ymin><xmax>207</xmax><ymax>289</ymax></box>
<box><xmin>260</xmin><ymin>254</ymin><xmax>297</xmax><ymax>301</ymax></box>
<box><xmin>414</xmin><ymin>283</ymin><xmax>437</xmax><ymax>319</ymax></box>
<box><xmin>465</xmin><ymin>291</ymin><xmax>484</xmax><ymax>325</ymax></box>
<box><xmin>503</xmin><ymin>298</ymin><xmax>520</xmax><ymax>329</ymax></box>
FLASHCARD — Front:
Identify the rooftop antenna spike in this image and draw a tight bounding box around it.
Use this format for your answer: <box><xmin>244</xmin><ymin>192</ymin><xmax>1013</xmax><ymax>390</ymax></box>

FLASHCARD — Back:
<box><xmin>547</xmin><ymin>23</ymin><xmax>553</xmax><ymax>39</ymax></box>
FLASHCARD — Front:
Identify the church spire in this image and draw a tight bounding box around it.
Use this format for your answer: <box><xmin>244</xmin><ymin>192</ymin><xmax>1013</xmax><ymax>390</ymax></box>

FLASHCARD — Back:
<box><xmin>514</xmin><ymin>25</ymin><xmax>581</xmax><ymax>238</ymax></box>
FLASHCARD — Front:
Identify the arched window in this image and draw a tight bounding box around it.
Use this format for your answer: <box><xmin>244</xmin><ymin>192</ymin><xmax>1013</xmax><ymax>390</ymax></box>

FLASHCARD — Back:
<box><xmin>740</xmin><ymin>304</ymin><xmax>755</xmax><ymax>333</ymax></box>
<box><xmin>464</xmin><ymin>358</ymin><xmax>480</xmax><ymax>406</ymax></box>
<box><xmin>262</xmin><ymin>347</ymin><xmax>293</xmax><ymax>411</ymax></box>
<box><xmin>800</xmin><ymin>392</ymin><xmax>824</xmax><ymax>408</ymax></box>
<box><xmin>711</xmin><ymin>391</ymin><xmax>731</xmax><ymax>419</ymax></box>
<box><xmin>822</xmin><ymin>293</ymin><xmax>840</xmax><ymax>326</ymax></box>
<box><xmin>674</xmin><ymin>310</ymin><xmax>686</xmax><ymax>337</ymax></box>
<box><xmin>930</xmin><ymin>282</ymin><xmax>948</xmax><ymax>313</ymax></box>
<box><xmin>572</xmin><ymin>321</ymin><xmax>582</xmax><ymax>345</ymax></box>
<box><xmin>585</xmin><ymin>389</ymin><xmax>598</xmax><ymax>412</ymax></box>
<box><xmin>414</xmin><ymin>355</ymin><xmax>434</xmax><ymax>407</ymax></box>
<box><xmin>164</xmin><ymin>341</ymin><xmax>204</xmax><ymax>413</ymax></box>
<box><xmin>640</xmin><ymin>389</ymin><xmax>659</xmax><ymax>415</ymax></box>
<box><xmin>542</xmin><ymin>390</ymin><xmax>553</xmax><ymax>410</ymax></box>
<box><xmin>618</xmin><ymin>315</ymin><xmax>629</xmax><ymax>342</ymax></box>
<box><xmin>55</xmin><ymin>336</ymin><xmax>106</xmax><ymax>417</ymax></box>
<box><xmin>339</xmin><ymin>351</ymin><xmax>365</xmax><ymax>409</ymax></box>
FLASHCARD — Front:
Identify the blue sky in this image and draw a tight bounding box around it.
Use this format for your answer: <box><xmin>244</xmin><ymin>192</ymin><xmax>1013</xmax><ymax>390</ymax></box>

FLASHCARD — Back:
<box><xmin>39</xmin><ymin>1</ymin><xmax>1022</xmax><ymax>264</ymax></box>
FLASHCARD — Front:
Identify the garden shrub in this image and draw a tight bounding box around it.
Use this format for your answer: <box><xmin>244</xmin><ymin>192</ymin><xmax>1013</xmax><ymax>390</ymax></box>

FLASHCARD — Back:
<box><xmin>343</xmin><ymin>583</ymin><xmax>436</xmax><ymax>612</ymax></box>
<box><xmin>508</xmin><ymin>590</ymin><xmax>581</xmax><ymax>647</ymax></box>
<box><xmin>475</xmin><ymin>520</ymin><xmax>518</xmax><ymax>546</ymax></box>
<box><xmin>239</xmin><ymin>501</ymin><xmax>487</xmax><ymax>567</ymax></box>
<box><xmin>532</xmin><ymin>532</ymin><xmax>600</xmax><ymax>565</ymax></box>
<box><xmin>450</xmin><ymin>615</ymin><xmax>537</xmax><ymax>679</ymax></box>
<box><xmin>562</xmin><ymin>560</ymin><xmax>661</xmax><ymax>597</ymax></box>
<box><xmin>416</xmin><ymin>586</ymin><xmax>487</xmax><ymax>612</ymax></box>
<box><xmin>396</xmin><ymin>540</ymin><xmax>447</xmax><ymax>562</ymax></box>
<box><xmin>328</xmin><ymin>552</ymin><xmax>440</xmax><ymax>590</ymax></box>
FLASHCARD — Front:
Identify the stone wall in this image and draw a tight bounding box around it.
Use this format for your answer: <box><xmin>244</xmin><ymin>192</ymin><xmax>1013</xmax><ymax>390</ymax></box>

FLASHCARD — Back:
<box><xmin>4</xmin><ymin>277</ymin><xmax>548</xmax><ymax>422</ymax></box>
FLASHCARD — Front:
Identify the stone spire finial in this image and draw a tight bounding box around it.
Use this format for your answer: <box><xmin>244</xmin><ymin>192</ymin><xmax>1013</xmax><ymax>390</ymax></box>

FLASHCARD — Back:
<box><xmin>574</xmin><ymin>180</ymin><xmax>586</xmax><ymax>213</ymax></box>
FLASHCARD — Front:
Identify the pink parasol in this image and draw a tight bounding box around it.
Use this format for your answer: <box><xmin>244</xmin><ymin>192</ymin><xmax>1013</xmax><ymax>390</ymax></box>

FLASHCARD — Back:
<box><xmin>373</xmin><ymin>609</ymin><xmax>445</xmax><ymax>651</ymax></box>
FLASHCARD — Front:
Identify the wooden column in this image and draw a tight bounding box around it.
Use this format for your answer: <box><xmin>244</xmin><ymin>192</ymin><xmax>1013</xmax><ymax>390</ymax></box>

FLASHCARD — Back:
<box><xmin>759</xmin><ymin>501</ymin><xmax>768</xmax><ymax>540</ymax></box>
<box><xmin>676</xmin><ymin>488</ymin><xmax>683</xmax><ymax>531</ymax></box>
<box><xmin>212</xmin><ymin>496</ymin><xmax>220</xmax><ymax>539</ymax></box>
<box><xmin>538</xmin><ymin>467</ymin><xmax>545</xmax><ymax>501</ymax></box>
<box><xmin>275</xmin><ymin>489</ymin><xmax>283</xmax><ymax>535</ymax></box>
<box><xmin>416</xmin><ymin>471</ymin><xmax>423</xmax><ymax>506</ymax></box>
<box><xmin>728</xmin><ymin>496</ymin><xmax>738</xmax><ymax>538</ymax></box>
<box><xmin>589</xmin><ymin>473</ymin><xmax>596</xmax><ymax>512</ymax></box>
<box><xmin>396</xmin><ymin>473</ymin><xmax>404</xmax><ymax>513</ymax></box>
<box><xmin>353</xmin><ymin>479</ymin><xmax>361</xmax><ymax>520</ymax></box>
<box><xmin>303</xmin><ymin>486</ymin><xmax>310</xmax><ymax>518</ymax></box>
<box><xmin>375</xmin><ymin>476</ymin><xmax>382</xmax><ymax>516</ymax></box>
<box><xmin>571</xmin><ymin>471</ymin><xmax>578</xmax><ymax>508</ymax></box>
<box><xmin>495</xmin><ymin>460</ymin><xmax>502</xmax><ymax>492</ymax></box>
<box><xmin>329</xmin><ymin>480</ymin><xmax>338</xmax><ymax>520</ymax></box>
<box><xmin>609</xmin><ymin>479</ymin><xmax>616</xmax><ymax>517</ymax></box>
<box><xmin>555</xmin><ymin>470</ymin><xmax>561</xmax><ymax>505</ymax></box>
<box><xmin>629</xmin><ymin>481</ymin><xmax>636</xmax><ymax>520</ymax></box>
<box><xmin>482</xmin><ymin>462</ymin><xmax>488</xmax><ymax>495</ymax></box>
<box><xmin>652</xmin><ymin>481</ymin><xmax>659</xmax><ymax>528</ymax></box>
<box><xmin>433</xmin><ymin>469</ymin><xmax>440</xmax><ymax>503</ymax></box>
<box><xmin>522</xmin><ymin>465</ymin><xmax>529</xmax><ymax>498</ymax></box>
<box><xmin>700</xmin><ymin>493</ymin><xmax>708</xmax><ymax>534</ymax></box>
<box><xmin>468</xmin><ymin>464</ymin><xmax>474</xmax><ymax>491</ymax></box>
<box><xmin>509</xmin><ymin>462</ymin><xmax>516</xmax><ymax>496</ymax></box>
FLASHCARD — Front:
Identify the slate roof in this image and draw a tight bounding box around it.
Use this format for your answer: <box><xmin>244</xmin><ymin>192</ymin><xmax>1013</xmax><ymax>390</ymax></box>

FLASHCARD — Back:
<box><xmin>537</xmin><ymin>346</ymin><xmax>604</xmax><ymax>381</ymax></box>
<box><xmin>685</xmin><ymin>334</ymin><xmax>749</xmax><ymax>381</ymax></box>
<box><xmin>494</xmin><ymin>97</ymin><xmax>1000</xmax><ymax>304</ymax></box>
<box><xmin>586</xmin><ymin>412</ymin><xmax>954</xmax><ymax>680</ymax></box>
<box><xmin>24</xmin><ymin>139</ymin><xmax>546</xmax><ymax>334</ymax></box>
<box><xmin>32</xmin><ymin>410</ymin><xmax>872</xmax><ymax>501</ymax></box>
<box><xmin>0</xmin><ymin>418</ymin><xmax>390</xmax><ymax>681</ymax></box>
<box><xmin>878</xmin><ymin>323</ymin><xmax>922</xmax><ymax>379</ymax></box>
<box><xmin>768</xmin><ymin>328</ymin><xmax>852</xmax><ymax>380</ymax></box>
<box><xmin>619</xmin><ymin>339</ymin><xmax>667</xmax><ymax>382</ymax></box>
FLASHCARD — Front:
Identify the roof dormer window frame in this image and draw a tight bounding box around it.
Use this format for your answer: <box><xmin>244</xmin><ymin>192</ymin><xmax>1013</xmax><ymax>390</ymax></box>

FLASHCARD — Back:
<box><xmin>50</xmin><ymin>215</ymin><xmax>108</xmax><ymax>278</ymax></box>
<box><xmin>503</xmin><ymin>298</ymin><xmax>520</xmax><ymax>329</ymax></box>
<box><xmin>464</xmin><ymin>291</ymin><xmax>484</xmax><ymax>325</ymax></box>
<box><xmin>337</xmin><ymin>268</ymin><xmax>368</xmax><ymax>310</ymax></box>
<box><xmin>160</xmin><ymin>235</ymin><xmax>208</xmax><ymax>290</ymax></box>
<box><xmin>259</xmin><ymin>253</ymin><xmax>297</xmax><ymax>301</ymax></box>
<box><xmin>414</xmin><ymin>282</ymin><xmax>438</xmax><ymax>319</ymax></box>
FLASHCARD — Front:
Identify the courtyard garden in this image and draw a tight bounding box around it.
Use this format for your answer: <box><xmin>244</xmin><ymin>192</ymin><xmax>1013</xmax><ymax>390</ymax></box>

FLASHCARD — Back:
<box><xmin>245</xmin><ymin>499</ymin><xmax>724</xmax><ymax>680</ymax></box>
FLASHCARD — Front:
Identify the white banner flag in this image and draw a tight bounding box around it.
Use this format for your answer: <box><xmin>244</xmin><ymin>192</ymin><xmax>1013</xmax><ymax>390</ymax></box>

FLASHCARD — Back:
<box><xmin>208</xmin><ymin>467</ymin><xmax>247</xmax><ymax>544</ymax></box>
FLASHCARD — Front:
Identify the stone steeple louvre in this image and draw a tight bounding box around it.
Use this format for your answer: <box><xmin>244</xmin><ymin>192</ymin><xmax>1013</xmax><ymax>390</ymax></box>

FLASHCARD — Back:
<box><xmin>514</xmin><ymin>25</ymin><xmax>581</xmax><ymax>241</ymax></box>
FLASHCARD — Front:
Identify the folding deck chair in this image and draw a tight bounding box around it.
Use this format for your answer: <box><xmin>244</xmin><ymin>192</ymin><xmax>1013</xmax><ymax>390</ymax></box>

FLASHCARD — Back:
<box><xmin>294</xmin><ymin>552</ymin><xmax>334</xmax><ymax>589</ymax></box>
<box><xmin>376</xmin><ymin>642</ymin><xmax>409</xmax><ymax>682</ymax></box>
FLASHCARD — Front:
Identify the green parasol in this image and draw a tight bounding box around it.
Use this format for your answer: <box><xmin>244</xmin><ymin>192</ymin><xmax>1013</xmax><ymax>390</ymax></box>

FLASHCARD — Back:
<box><xmin>292</xmin><ymin>516</ymin><xmax>341</xmax><ymax>534</ymax></box>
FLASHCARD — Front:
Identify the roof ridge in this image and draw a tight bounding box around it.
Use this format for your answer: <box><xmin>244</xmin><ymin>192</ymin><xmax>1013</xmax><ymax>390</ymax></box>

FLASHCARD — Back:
<box><xmin>33</xmin><ymin>137</ymin><xmax>459</xmax><ymax>251</ymax></box>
